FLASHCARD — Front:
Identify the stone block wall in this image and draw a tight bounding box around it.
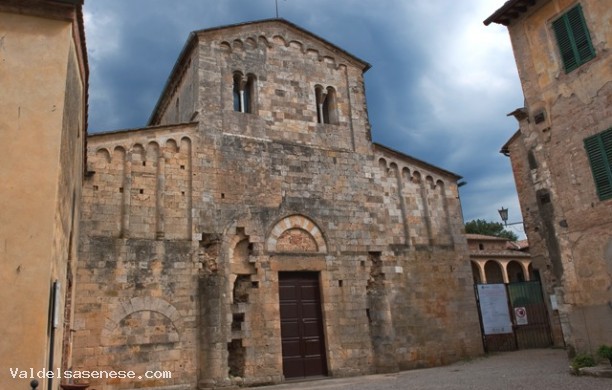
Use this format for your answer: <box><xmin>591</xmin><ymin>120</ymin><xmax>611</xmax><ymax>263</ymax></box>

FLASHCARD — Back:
<box><xmin>73</xmin><ymin>237</ymin><xmax>199</xmax><ymax>389</ymax></box>
<box><xmin>81</xmin><ymin>123</ymin><xmax>196</xmax><ymax>240</ymax></box>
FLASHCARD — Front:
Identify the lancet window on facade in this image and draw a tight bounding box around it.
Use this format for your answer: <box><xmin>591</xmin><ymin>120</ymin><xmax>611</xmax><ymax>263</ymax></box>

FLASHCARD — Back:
<box><xmin>233</xmin><ymin>72</ymin><xmax>256</xmax><ymax>113</ymax></box>
<box><xmin>315</xmin><ymin>85</ymin><xmax>338</xmax><ymax>124</ymax></box>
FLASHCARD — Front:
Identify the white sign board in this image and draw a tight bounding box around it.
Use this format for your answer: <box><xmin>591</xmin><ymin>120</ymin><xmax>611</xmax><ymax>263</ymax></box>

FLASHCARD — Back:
<box><xmin>514</xmin><ymin>307</ymin><xmax>528</xmax><ymax>325</ymax></box>
<box><xmin>477</xmin><ymin>284</ymin><xmax>513</xmax><ymax>335</ymax></box>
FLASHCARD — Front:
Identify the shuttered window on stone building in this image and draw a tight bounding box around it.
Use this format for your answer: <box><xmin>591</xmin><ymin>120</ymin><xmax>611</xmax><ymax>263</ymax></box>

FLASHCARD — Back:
<box><xmin>584</xmin><ymin>128</ymin><xmax>612</xmax><ymax>201</ymax></box>
<box><xmin>552</xmin><ymin>4</ymin><xmax>595</xmax><ymax>73</ymax></box>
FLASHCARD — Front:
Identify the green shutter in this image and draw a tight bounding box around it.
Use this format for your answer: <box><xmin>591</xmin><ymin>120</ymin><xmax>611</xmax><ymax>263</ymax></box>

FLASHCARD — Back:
<box><xmin>552</xmin><ymin>15</ymin><xmax>576</xmax><ymax>72</ymax></box>
<box><xmin>567</xmin><ymin>6</ymin><xmax>596</xmax><ymax>64</ymax></box>
<box><xmin>552</xmin><ymin>5</ymin><xmax>595</xmax><ymax>73</ymax></box>
<box><xmin>584</xmin><ymin>128</ymin><xmax>612</xmax><ymax>201</ymax></box>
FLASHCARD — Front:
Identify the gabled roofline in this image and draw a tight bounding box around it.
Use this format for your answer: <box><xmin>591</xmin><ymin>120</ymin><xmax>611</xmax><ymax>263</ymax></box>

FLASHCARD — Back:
<box><xmin>147</xmin><ymin>18</ymin><xmax>371</xmax><ymax>126</ymax></box>
<box><xmin>147</xmin><ymin>31</ymin><xmax>198</xmax><ymax>126</ymax></box>
<box><xmin>193</xmin><ymin>18</ymin><xmax>371</xmax><ymax>72</ymax></box>
<box><xmin>373</xmin><ymin>143</ymin><xmax>462</xmax><ymax>180</ymax></box>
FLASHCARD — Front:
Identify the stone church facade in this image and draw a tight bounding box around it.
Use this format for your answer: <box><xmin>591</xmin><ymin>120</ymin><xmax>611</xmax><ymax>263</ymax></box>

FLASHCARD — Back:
<box><xmin>72</xmin><ymin>19</ymin><xmax>483</xmax><ymax>389</ymax></box>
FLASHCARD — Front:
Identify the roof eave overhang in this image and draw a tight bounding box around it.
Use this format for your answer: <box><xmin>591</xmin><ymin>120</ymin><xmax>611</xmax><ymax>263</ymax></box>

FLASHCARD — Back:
<box><xmin>500</xmin><ymin>129</ymin><xmax>522</xmax><ymax>156</ymax></box>
<box><xmin>483</xmin><ymin>0</ymin><xmax>539</xmax><ymax>26</ymax></box>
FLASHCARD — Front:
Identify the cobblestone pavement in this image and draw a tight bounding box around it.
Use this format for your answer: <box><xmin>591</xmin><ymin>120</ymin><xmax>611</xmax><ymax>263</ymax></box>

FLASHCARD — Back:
<box><xmin>261</xmin><ymin>349</ymin><xmax>610</xmax><ymax>390</ymax></box>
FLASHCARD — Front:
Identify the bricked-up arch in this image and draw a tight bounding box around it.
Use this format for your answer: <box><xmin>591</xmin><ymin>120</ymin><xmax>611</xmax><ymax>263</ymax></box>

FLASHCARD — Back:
<box><xmin>267</xmin><ymin>215</ymin><xmax>327</xmax><ymax>253</ymax></box>
<box><xmin>101</xmin><ymin>297</ymin><xmax>182</xmax><ymax>346</ymax></box>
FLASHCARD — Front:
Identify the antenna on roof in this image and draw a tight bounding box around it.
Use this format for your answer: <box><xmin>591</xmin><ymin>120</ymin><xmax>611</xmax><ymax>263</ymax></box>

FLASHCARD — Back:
<box><xmin>275</xmin><ymin>0</ymin><xmax>286</xmax><ymax>18</ymax></box>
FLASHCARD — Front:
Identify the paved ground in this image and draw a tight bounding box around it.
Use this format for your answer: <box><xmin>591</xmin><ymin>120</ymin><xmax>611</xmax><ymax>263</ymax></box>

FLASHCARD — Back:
<box><xmin>261</xmin><ymin>349</ymin><xmax>610</xmax><ymax>390</ymax></box>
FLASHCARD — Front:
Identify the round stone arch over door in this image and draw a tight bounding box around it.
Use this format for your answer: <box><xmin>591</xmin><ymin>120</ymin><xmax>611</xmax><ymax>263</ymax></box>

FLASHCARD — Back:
<box><xmin>266</xmin><ymin>214</ymin><xmax>327</xmax><ymax>254</ymax></box>
<box><xmin>265</xmin><ymin>214</ymin><xmax>329</xmax><ymax>379</ymax></box>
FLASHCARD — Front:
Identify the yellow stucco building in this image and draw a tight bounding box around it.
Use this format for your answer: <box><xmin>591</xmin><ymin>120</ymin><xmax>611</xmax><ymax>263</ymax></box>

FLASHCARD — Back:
<box><xmin>0</xmin><ymin>1</ymin><xmax>87</xmax><ymax>389</ymax></box>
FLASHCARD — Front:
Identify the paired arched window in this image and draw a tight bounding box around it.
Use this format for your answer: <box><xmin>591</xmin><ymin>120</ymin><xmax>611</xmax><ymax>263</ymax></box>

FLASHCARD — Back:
<box><xmin>315</xmin><ymin>85</ymin><xmax>338</xmax><ymax>124</ymax></box>
<box><xmin>233</xmin><ymin>72</ymin><xmax>256</xmax><ymax>113</ymax></box>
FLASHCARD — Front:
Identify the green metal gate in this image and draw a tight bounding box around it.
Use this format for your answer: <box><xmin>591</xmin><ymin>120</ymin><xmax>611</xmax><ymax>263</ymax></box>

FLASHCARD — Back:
<box><xmin>507</xmin><ymin>281</ymin><xmax>553</xmax><ymax>349</ymax></box>
<box><xmin>475</xmin><ymin>281</ymin><xmax>553</xmax><ymax>352</ymax></box>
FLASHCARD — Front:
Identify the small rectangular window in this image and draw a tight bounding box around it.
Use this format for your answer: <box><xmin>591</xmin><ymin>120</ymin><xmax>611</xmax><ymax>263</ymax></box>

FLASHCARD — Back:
<box><xmin>584</xmin><ymin>128</ymin><xmax>612</xmax><ymax>201</ymax></box>
<box><xmin>552</xmin><ymin>4</ymin><xmax>595</xmax><ymax>73</ymax></box>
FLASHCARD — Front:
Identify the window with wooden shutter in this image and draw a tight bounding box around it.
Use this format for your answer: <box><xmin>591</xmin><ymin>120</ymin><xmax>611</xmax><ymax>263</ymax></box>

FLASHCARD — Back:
<box><xmin>584</xmin><ymin>128</ymin><xmax>612</xmax><ymax>201</ymax></box>
<box><xmin>552</xmin><ymin>4</ymin><xmax>595</xmax><ymax>73</ymax></box>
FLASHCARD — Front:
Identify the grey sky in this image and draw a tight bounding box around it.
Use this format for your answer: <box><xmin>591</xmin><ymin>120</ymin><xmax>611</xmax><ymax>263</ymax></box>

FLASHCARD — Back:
<box><xmin>84</xmin><ymin>0</ymin><xmax>526</xmax><ymax>238</ymax></box>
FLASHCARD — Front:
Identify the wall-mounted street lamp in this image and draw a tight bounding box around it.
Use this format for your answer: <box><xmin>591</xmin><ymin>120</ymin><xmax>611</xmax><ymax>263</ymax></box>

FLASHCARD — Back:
<box><xmin>498</xmin><ymin>206</ymin><xmax>523</xmax><ymax>226</ymax></box>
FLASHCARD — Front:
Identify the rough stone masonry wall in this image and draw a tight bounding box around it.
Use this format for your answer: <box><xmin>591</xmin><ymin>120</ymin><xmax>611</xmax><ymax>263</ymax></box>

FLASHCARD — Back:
<box><xmin>74</xmin><ymin>124</ymin><xmax>482</xmax><ymax>389</ymax></box>
<box><xmin>507</xmin><ymin>0</ymin><xmax>612</xmax><ymax>354</ymax></box>
<box><xmin>506</xmin><ymin>133</ymin><xmax>568</xmax><ymax>349</ymax></box>
<box><xmin>187</xmin><ymin>128</ymin><xmax>482</xmax><ymax>385</ymax></box>
<box><xmin>73</xmin><ymin>123</ymin><xmax>199</xmax><ymax>390</ymax></box>
<box><xmin>369</xmin><ymin>151</ymin><xmax>480</xmax><ymax>370</ymax></box>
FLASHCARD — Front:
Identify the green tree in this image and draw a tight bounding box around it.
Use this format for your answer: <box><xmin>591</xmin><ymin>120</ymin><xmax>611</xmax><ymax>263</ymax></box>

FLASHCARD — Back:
<box><xmin>465</xmin><ymin>219</ymin><xmax>518</xmax><ymax>241</ymax></box>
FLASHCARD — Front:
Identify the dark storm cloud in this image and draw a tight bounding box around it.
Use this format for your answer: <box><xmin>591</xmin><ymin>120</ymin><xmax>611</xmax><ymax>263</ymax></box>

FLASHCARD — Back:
<box><xmin>84</xmin><ymin>0</ymin><xmax>526</xmax><ymax>236</ymax></box>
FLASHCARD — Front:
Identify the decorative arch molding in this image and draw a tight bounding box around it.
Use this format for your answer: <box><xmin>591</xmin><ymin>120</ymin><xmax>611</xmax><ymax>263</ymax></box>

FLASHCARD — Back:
<box><xmin>101</xmin><ymin>297</ymin><xmax>182</xmax><ymax>346</ymax></box>
<box><xmin>94</xmin><ymin>148</ymin><xmax>111</xmax><ymax>164</ymax></box>
<box><xmin>219</xmin><ymin>34</ymin><xmax>347</xmax><ymax>70</ymax></box>
<box><xmin>219</xmin><ymin>41</ymin><xmax>231</xmax><ymax>52</ymax></box>
<box><xmin>245</xmin><ymin>37</ymin><xmax>257</xmax><ymax>49</ymax></box>
<box><xmin>266</xmin><ymin>214</ymin><xmax>327</xmax><ymax>254</ymax></box>
<box><xmin>378</xmin><ymin>157</ymin><xmax>388</xmax><ymax>171</ymax></box>
<box><xmin>90</xmin><ymin>136</ymin><xmax>192</xmax><ymax>160</ymax></box>
<box><xmin>373</xmin><ymin>152</ymin><xmax>455</xmax><ymax>191</ymax></box>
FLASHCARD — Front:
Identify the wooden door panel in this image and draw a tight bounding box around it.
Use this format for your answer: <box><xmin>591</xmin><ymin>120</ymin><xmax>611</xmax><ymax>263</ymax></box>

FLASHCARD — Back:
<box><xmin>279</xmin><ymin>272</ymin><xmax>328</xmax><ymax>378</ymax></box>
